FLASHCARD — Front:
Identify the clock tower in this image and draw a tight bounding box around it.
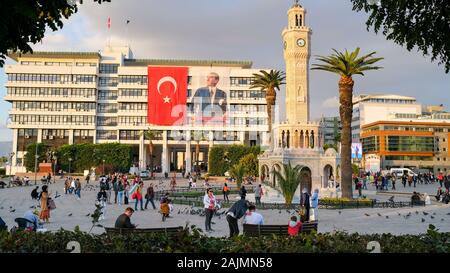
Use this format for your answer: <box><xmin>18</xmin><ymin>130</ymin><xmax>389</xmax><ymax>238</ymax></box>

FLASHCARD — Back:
<box><xmin>282</xmin><ymin>1</ymin><xmax>311</xmax><ymax>124</ymax></box>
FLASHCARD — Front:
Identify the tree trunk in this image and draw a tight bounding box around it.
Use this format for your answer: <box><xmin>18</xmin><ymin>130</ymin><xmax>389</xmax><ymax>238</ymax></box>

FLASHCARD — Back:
<box><xmin>339</xmin><ymin>76</ymin><xmax>354</xmax><ymax>199</ymax></box>
<box><xmin>266</xmin><ymin>89</ymin><xmax>276</xmax><ymax>145</ymax></box>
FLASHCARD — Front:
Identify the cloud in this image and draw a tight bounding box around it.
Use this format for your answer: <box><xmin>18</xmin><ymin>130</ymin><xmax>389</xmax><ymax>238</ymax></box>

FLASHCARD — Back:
<box><xmin>321</xmin><ymin>97</ymin><xmax>340</xmax><ymax>109</ymax></box>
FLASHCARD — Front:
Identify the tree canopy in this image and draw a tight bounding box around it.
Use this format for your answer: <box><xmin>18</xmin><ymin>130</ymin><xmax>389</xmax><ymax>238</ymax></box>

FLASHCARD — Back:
<box><xmin>0</xmin><ymin>0</ymin><xmax>110</xmax><ymax>67</ymax></box>
<box><xmin>351</xmin><ymin>0</ymin><xmax>450</xmax><ymax>73</ymax></box>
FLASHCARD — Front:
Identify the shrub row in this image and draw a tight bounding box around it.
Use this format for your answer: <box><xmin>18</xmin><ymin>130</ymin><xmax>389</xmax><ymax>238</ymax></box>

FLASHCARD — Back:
<box><xmin>208</xmin><ymin>145</ymin><xmax>260</xmax><ymax>176</ymax></box>
<box><xmin>24</xmin><ymin>143</ymin><xmax>133</xmax><ymax>174</ymax></box>
<box><xmin>0</xmin><ymin>225</ymin><xmax>449</xmax><ymax>253</ymax></box>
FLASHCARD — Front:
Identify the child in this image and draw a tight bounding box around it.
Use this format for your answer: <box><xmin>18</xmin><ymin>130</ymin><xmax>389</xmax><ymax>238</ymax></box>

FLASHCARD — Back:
<box><xmin>160</xmin><ymin>199</ymin><xmax>170</xmax><ymax>222</ymax></box>
<box><xmin>288</xmin><ymin>215</ymin><xmax>302</xmax><ymax>236</ymax></box>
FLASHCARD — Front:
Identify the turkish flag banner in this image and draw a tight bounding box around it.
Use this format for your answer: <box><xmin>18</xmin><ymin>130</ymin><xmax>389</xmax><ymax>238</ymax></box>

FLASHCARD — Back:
<box><xmin>148</xmin><ymin>66</ymin><xmax>188</xmax><ymax>125</ymax></box>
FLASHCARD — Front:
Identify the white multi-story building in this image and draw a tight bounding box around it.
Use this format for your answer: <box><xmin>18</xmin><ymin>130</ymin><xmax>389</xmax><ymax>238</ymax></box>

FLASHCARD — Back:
<box><xmin>352</xmin><ymin>94</ymin><xmax>422</xmax><ymax>143</ymax></box>
<box><xmin>4</xmin><ymin>46</ymin><xmax>270</xmax><ymax>174</ymax></box>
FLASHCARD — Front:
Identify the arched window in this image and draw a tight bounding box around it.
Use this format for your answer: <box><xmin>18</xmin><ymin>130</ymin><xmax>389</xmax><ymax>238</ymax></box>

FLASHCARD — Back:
<box><xmin>299</xmin><ymin>15</ymin><xmax>303</xmax><ymax>26</ymax></box>
<box><xmin>300</xmin><ymin>130</ymin><xmax>304</xmax><ymax>148</ymax></box>
<box><xmin>295</xmin><ymin>15</ymin><xmax>299</xmax><ymax>27</ymax></box>
<box><xmin>310</xmin><ymin>130</ymin><xmax>315</xmax><ymax>148</ymax></box>
<box><xmin>281</xmin><ymin>130</ymin><xmax>286</xmax><ymax>148</ymax></box>
<box><xmin>286</xmin><ymin>130</ymin><xmax>290</xmax><ymax>148</ymax></box>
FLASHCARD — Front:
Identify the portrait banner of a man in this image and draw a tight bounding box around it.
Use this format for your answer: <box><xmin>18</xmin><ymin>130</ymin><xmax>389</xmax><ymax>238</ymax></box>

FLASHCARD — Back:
<box><xmin>192</xmin><ymin>72</ymin><xmax>228</xmax><ymax>127</ymax></box>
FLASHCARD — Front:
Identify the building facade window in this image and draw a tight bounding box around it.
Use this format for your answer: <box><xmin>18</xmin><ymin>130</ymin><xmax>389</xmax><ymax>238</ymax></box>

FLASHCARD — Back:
<box><xmin>99</xmin><ymin>64</ymin><xmax>119</xmax><ymax>74</ymax></box>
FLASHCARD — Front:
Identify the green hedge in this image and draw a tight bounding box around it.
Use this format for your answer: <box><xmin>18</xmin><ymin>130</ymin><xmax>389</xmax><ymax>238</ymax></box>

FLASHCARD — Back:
<box><xmin>208</xmin><ymin>145</ymin><xmax>261</xmax><ymax>176</ymax></box>
<box><xmin>56</xmin><ymin>143</ymin><xmax>133</xmax><ymax>173</ymax></box>
<box><xmin>0</xmin><ymin>225</ymin><xmax>449</xmax><ymax>253</ymax></box>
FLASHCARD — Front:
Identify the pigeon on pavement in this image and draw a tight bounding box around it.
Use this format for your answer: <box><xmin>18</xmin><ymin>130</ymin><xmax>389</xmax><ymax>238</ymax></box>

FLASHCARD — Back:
<box><xmin>365</xmin><ymin>213</ymin><xmax>370</xmax><ymax>216</ymax></box>
<box><xmin>421</xmin><ymin>218</ymin><xmax>426</xmax><ymax>222</ymax></box>
<box><xmin>423</xmin><ymin>212</ymin><xmax>429</xmax><ymax>215</ymax></box>
<box><xmin>68</xmin><ymin>213</ymin><xmax>72</xmax><ymax>217</ymax></box>
<box><xmin>377</xmin><ymin>213</ymin><xmax>382</xmax><ymax>217</ymax></box>
<box><xmin>86</xmin><ymin>213</ymin><xmax>90</xmax><ymax>217</ymax></box>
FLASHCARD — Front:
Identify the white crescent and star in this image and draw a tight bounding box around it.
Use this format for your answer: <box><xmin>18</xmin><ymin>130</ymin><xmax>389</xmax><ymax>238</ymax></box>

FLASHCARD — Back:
<box><xmin>157</xmin><ymin>76</ymin><xmax>178</xmax><ymax>104</ymax></box>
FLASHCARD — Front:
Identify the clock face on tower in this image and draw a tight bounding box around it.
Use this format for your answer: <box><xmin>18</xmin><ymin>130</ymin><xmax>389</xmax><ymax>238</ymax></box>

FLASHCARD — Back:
<box><xmin>297</xmin><ymin>38</ymin><xmax>306</xmax><ymax>47</ymax></box>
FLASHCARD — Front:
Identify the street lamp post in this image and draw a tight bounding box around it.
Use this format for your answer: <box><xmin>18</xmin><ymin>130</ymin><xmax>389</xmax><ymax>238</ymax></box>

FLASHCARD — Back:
<box><xmin>8</xmin><ymin>152</ymin><xmax>15</xmax><ymax>187</ymax></box>
<box><xmin>53</xmin><ymin>155</ymin><xmax>57</xmax><ymax>184</ymax></box>
<box><xmin>68</xmin><ymin>158</ymin><xmax>72</xmax><ymax>175</ymax></box>
<box><xmin>34</xmin><ymin>143</ymin><xmax>39</xmax><ymax>185</ymax></box>
<box><xmin>102</xmin><ymin>159</ymin><xmax>105</xmax><ymax>175</ymax></box>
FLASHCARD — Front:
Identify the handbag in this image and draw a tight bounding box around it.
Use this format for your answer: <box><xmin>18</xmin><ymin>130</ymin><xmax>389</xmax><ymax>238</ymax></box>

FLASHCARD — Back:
<box><xmin>48</xmin><ymin>199</ymin><xmax>56</xmax><ymax>210</ymax></box>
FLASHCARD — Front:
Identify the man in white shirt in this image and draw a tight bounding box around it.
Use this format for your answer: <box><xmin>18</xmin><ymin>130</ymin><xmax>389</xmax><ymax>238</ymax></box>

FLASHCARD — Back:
<box><xmin>243</xmin><ymin>204</ymin><xmax>264</xmax><ymax>225</ymax></box>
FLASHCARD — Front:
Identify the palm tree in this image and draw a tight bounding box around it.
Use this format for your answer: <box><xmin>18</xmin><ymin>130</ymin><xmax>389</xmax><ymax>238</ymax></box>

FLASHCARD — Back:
<box><xmin>272</xmin><ymin>161</ymin><xmax>302</xmax><ymax>205</ymax></box>
<box><xmin>312</xmin><ymin>47</ymin><xmax>383</xmax><ymax>199</ymax></box>
<box><xmin>250</xmin><ymin>70</ymin><xmax>286</xmax><ymax>143</ymax></box>
<box><xmin>192</xmin><ymin>131</ymin><xmax>207</xmax><ymax>172</ymax></box>
<box><xmin>229</xmin><ymin>162</ymin><xmax>247</xmax><ymax>189</ymax></box>
<box><xmin>140</xmin><ymin>129</ymin><xmax>162</xmax><ymax>177</ymax></box>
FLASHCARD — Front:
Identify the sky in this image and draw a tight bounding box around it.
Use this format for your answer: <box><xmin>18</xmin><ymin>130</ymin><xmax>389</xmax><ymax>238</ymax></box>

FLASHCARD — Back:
<box><xmin>0</xmin><ymin>0</ymin><xmax>449</xmax><ymax>141</ymax></box>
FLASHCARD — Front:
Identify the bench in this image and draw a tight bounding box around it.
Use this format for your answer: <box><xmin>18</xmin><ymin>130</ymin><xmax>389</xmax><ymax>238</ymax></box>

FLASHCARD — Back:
<box><xmin>243</xmin><ymin>221</ymin><xmax>318</xmax><ymax>237</ymax></box>
<box><xmin>104</xmin><ymin>226</ymin><xmax>184</xmax><ymax>236</ymax></box>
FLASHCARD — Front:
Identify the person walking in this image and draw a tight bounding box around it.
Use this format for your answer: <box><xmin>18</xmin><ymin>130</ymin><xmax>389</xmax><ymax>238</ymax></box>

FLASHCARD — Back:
<box><xmin>85</xmin><ymin>173</ymin><xmax>90</xmax><ymax>186</ymax></box>
<box><xmin>31</xmin><ymin>186</ymin><xmax>39</xmax><ymax>200</ymax></box>
<box><xmin>70</xmin><ymin>178</ymin><xmax>76</xmax><ymax>194</ymax></box>
<box><xmin>444</xmin><ymin>176</ymin><xmax>450</xmax><ymax>192</ymax></box>
<box><xmin>310</xmin><ymin>188</ymin><xmax>319</xmax><ymax>221</ymax></box>
<box><xmin>300</xmin><ymin>188</ymin><xmax>310</xmax><ymax>222</ymax></box>
<box><xmin>239</xmin><ymin>185</ymin><xmax>247</xmax><ymax>199</ymax></box>
<box><xmin>226</xmin><ymin>195</ymin><xmax>250</xmax><ymax>237</ymax></box>
<box><xmin>222</xmin><ymin>182</ymin><xmax>230</xmax><ymax>203</ymax></box>
<box><xmin>117</xmin><ymin>180</ymin><xmax>124</xmax><ymax>205</ymax></box>
<box><xmin>145</xmin><ymin>183</ymin><xmax>156</xmax><ymax>210</ymax></box>
<box><xmin>203</xmin><ymin>188</ymin><xmax>218</xmax><ymax>232</ymax></box>
<box><xmin>254</xmin><ymin>184</ymin><xmax>263</xmax><ymax>205</ymax></box>
<box><xmin>402</xmin><ymin>174</ymin><xmax>407</xmax><ymax>188</ymax></box>
<box><xmin>124</xmin><ymin>181</ymin><xmax>130</xmax><ymax>205</ymax></box>
<box><xmin>112</xmin><ymin>176</ymin><xmax>118</xmax><ymax>204</ymax></box>
<box><xmin>437</xmin><ymin>173</ymin><xmax>444</xmax><ymax>188</ymax></box>
<box><xmin>133</xmin><ymin>181</ymin><xmax>144</xmax><ymax>211</ymax></box>
<box><xmin>64</xmin><ymin>179</ymin><xmax>70</xmax><ymax>194</ymax></box>
<box><xmin>392</xmin><ymin>175</ymin><xmax>396</xmax><ymax>190</ymax></box>
<box><xmin>97</xmin><ymin>188</ymin><xmax>107</xmax><ymax>220</ymax></box>
<box><xmin>39</xmin><ymin>185</ymin><xmax>50</xmax><ymax>223</ymax></box>
<box><xmin>74</xmin><ymin>178</ymin><xmax>81</xmax><ymax>200</ymax></box>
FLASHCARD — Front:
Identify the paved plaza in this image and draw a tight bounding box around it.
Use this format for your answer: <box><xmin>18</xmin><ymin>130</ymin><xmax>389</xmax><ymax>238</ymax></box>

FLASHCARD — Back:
<box><xmin>0</xmin><ymin>177</ymin><xmax>449</xmax><ymax>237</ymax></box>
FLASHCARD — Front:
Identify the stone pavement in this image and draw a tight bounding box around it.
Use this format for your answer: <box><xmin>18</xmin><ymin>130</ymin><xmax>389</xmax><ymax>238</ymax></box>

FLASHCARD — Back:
<box><xmin>0</xmin><ymin>178</ymin><xmax>449</xmax><ymax>237</ymax></box>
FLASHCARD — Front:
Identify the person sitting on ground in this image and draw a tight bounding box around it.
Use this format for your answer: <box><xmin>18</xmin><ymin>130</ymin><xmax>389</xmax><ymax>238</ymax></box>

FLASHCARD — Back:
<box><xmin>288</xmin><ymin>215</ymin><xmax>303</xmax><ymax>236</ymax></box>
<box><xmin>0</xmin><ymin>180</ymin><xmax>6</xmax><ymax>188</ymax></box>
<box><xmin>31</xmin><ymin>186</ymin><xmax>39</xmax><ymax>200</ymax></box>
<box><xmin>411</xmin><ymin>191</ymin><xmax>421</xmax><ymax>205</ymax></box>
<box><xmin>114</xmin><ymin>207</ymin><xmax>136</xmax><ymax>229</ymax></box>
<box><xmin>243</xmin><ymin>204</ymin><xmax>264</xmax><ymax>225</ymax></box>
<box><xmin>436</xmin><ymin>187</ymin><xmax>444</xmax><ymax>201</ymax></box>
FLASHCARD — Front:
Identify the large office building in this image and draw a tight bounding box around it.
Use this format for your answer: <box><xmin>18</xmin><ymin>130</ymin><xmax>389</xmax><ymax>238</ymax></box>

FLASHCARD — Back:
<box><xmin>4</xmin><ymin>46</ymin><xmax>269</xmax><ymax>175</ymax></box>
<box><xmin>361</xmin><ymin>113</ymin><xmax>450</xmax><ymax>173</ymax></box>
<box><xmin>352</xmin><ymin>94</ymin><xmax>422</xmax><ymax>143</ymax></box>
